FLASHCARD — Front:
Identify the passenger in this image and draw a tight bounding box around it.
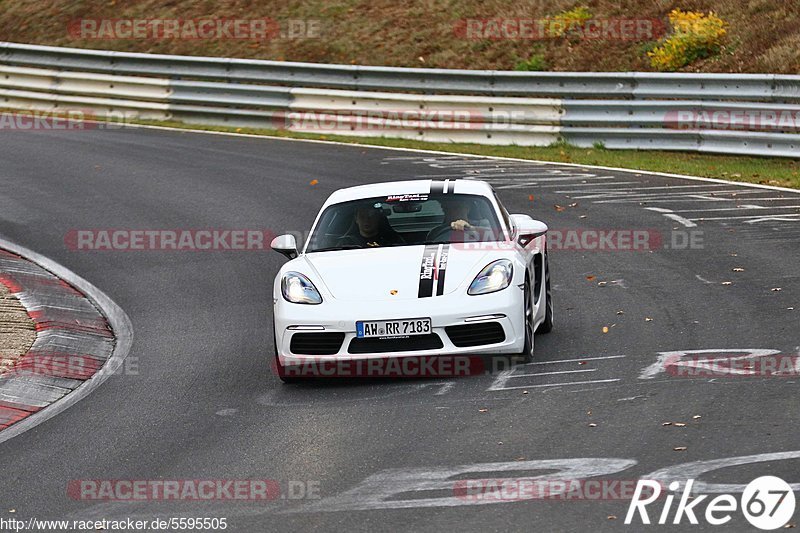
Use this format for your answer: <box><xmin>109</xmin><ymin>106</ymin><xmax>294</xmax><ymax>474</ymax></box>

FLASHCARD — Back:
<box><xmin>339</xmin><ymin>203</ymin><xmax>405</xmax><ymax>247</ymax></box>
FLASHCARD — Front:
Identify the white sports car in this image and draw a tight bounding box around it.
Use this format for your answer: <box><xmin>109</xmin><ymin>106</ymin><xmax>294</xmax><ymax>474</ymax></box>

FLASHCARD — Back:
<box><xmin>270</xmin><ymin>179</ymin><xmax>552</xmax><ymax>381</ymax></box>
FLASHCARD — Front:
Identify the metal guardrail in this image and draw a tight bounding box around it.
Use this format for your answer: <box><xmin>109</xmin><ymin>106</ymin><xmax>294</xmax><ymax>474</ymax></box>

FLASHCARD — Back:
<box><xmin>1</xmin><ymin>42</ymin><xmax>799</xmax><ymax>157</ymax></box>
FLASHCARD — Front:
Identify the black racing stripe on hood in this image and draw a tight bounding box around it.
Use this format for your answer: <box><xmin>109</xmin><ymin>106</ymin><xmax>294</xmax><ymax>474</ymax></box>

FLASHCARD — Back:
<box><xmin>430</xmin><ymin>181</ymin><xmax>445</xmax><ymax>195</ymax></box>
<box><xmin>418</xmin><ymin>244</ymin><xmax>438</xmax><ymax>298</ymax></box>
<box><xmin>436</xmin><ymin>244</ymin><xmax>449</xmax><ymax>296</ymax></box>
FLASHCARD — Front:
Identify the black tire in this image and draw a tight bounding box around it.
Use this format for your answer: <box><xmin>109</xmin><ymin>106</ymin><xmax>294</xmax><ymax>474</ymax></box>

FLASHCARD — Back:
<box><xmin>536</xmin><ymin>254</ymin><xmax>554</xmax><ymax>334</ymax></box>
<box><xmin>517</xmin><ymin>272</ymin><xmax>534</xmax><ymax>364</ymax></box>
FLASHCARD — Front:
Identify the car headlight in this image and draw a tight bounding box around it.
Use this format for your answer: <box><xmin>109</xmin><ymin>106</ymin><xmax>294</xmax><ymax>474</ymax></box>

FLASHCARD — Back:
<box><xmin>281</xmin><ymin>272</ymin><xmax>322</xmax><ymax>304</ymax></box>
<box><xmin>468</xmin><ymin>260</ymin><xmax>513</xmax><ymax>295</ymax></box>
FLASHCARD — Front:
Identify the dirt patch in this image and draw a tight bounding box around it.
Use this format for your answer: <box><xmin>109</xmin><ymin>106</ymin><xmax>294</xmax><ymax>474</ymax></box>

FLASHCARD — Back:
<box><xmin>0</xmin><ymin>284</ymin><xmax>36</xmax><ymax>377</ymax></box>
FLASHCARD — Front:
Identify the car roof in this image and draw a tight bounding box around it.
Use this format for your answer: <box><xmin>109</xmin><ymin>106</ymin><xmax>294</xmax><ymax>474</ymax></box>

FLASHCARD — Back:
<box><xmin>325</xmin><ymin>179</ymin><xmax>494</xmax><ymax>206</ymax></box>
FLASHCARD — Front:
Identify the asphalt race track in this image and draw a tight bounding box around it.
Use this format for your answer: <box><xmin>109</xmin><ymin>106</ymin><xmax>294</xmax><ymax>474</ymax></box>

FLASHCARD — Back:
<box><xmin>1</xmin><ymin>126</ymin><xmax>798</xmax><ymax>531</ymax></box>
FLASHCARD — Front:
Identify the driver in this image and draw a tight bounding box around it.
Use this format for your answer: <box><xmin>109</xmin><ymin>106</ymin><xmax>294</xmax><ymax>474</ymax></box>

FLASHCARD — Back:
<box><xmin>339</xmin><ymin>203</ymin><xmax>405</xmax><ymax>247</ymax></box>
<box><xmin>426</xmin><ymin>197</ymin><xmax>491</xmax><ymax>241</ymax></box>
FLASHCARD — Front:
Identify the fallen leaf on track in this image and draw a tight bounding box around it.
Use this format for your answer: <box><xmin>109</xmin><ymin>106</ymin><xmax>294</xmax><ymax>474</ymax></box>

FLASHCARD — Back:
<box><xmin>602</xmin><ymin>326</ymin><xmax>609</xmax><ymax>333</ymax></box>
<box><xmin>554</xmin><ymin>204</ymin><xmax>566</xmax><ymax>212</ymax></box>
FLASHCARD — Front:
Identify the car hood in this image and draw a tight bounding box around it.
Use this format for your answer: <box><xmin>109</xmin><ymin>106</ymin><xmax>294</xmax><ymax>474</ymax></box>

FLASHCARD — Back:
<box><xmin>302</xmin><ymin>245</ymin><xmax>491</xmax><ymax>301</ymax></box>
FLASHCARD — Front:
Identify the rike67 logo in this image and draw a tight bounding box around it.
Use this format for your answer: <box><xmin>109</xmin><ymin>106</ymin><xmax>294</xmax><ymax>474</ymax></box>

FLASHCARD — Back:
<box><xmin>626</xmin><ymin>476</ymin><xmax>796</xmax><ymax>530</ymax></box>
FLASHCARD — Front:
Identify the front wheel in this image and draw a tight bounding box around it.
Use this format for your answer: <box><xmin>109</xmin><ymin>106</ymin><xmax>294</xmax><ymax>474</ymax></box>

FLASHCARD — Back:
<box><xmin>536</xmin><ymin>254</ymin><xmax>554</xmax><ymax>334</ymax></box>
<box><xmin>517</xmin><ymin>273</ymin><xmax>534</xmax><ymax>364</ymax></box>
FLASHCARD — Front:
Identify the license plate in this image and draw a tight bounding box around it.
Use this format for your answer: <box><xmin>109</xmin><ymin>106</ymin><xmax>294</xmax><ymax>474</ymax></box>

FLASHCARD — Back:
<box><xmin>356</xmin><ymin>318</ymin><xmax>432</xmax><ymax>338</ymax></box>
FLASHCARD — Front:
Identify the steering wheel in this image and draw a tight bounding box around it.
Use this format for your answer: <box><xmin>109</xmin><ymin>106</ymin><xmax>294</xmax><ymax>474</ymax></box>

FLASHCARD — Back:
<box><xmin>336</xmin><ymin>235</ymin><xmax>362</xmax><ymax>247</ymax></box>
<box><xmin>427</xmin><ymin>225</ymin><xmax>480</xmax><ymax>243</ymax></box>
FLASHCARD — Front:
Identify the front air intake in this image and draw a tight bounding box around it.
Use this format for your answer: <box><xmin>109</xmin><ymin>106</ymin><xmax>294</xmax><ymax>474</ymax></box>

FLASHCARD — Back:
<box><xmin>289</xmin><ymin>332</ymin><xmax>345</xmax><ymax>355</ymax></box>
<box><xmin>445</xmin><ymin>322</ymin><xmax>506</xmax><ymax>347</ymax></box>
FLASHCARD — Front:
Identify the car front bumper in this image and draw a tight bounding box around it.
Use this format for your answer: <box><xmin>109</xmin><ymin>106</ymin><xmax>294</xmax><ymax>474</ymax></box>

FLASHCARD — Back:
<box><xmin>273</xmin><ymin>284</ymin><xmax>526</xmax><ymax>361</ymax></box>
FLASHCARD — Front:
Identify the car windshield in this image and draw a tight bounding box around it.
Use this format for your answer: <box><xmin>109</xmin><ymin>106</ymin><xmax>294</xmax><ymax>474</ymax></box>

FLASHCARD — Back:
<box><xmin>306</xmin><ymin>193</ymin><xmax>505</xmax><ymax>252</ymax></box>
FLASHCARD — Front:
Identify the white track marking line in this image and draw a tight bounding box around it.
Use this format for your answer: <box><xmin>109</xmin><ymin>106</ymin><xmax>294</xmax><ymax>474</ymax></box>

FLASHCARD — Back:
<box><xmin>434</xmin><ymin>382</ymin><xmax>455</xmax><ymax>395</ymax></box>
<box><xmin>593</xmin><ymin>196</ymin><xmax>797</xmax><ymax>204</ymax></box>
<box><xmin>414</xmin><ymin>169</ymin><xmax>560</xmax><ymax>177</ymax></box>
<box><xmin>524</xmin><ymin>354</ymin><xmax>628</xmax><ymax>365</ymax></box>
<box><xmin>544</xmin><ymin>181</ymin><xmax>640</xmax><ymax>188</ymax></box>
<box><xmin>689</xmin><ymin>213</ymin><xmax>800</xmax><ymax>221</ymax></box>
<box><xmin>644</xmin><ymin>207</ymin><xmax>697</xmax><ymax>227</ymax></box>
<box><xmin>669</xmin><ymin>205</ymin><xmax>793</xmax><ymax>212</ymax></box>
<box><xmin>463</xmin><ymin>174</ymin><xmax>600</xmax><ymax>184</ymax></box>
<box><xmin>573</xmin><ymin>189</ymin><xmax>767</xmax><ymax>200</ymax></box>
<box><xmin>715</xmin><ymin>197</ymin><xmax>800</xmax><ymax>201</ymax></box>
<box><xmin>556</xmin><ymin>184</ymin><xmax>728</xmax><ymax>194</ymax></box>
<box><xmin>488</xmin><ymin>355</ymin><xmax>625</xmax><ymax>391</ymax></box>
<box><xmin>510</xmin><ymin>368</ymin><xmax>597</xmax><ymax>378</ymax></box>
<box><xmin>492</xmin><ymin>378</ymin><xmax>621</xmax><ymax>391</ymax></box>
<box><xmin>596</xmin><ymin>196</ymin><xmax>742</xmax><ymax>204</ymax></box>
<box><xmin>495</xmin><ymin>179</ymin><xmax>618</xmax><ymax>188</ymax></box>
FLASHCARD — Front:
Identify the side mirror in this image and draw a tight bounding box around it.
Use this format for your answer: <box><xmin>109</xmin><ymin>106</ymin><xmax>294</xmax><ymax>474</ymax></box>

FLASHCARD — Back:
<box><xmin>509</xmin><ymin>214</ymin><xmax>548</xmax><ymax>246</ymax></box>
<box><xmin>271</xmin><ymin>234</ymin><xmax>298</xmax><ymax>260</ymax></box>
